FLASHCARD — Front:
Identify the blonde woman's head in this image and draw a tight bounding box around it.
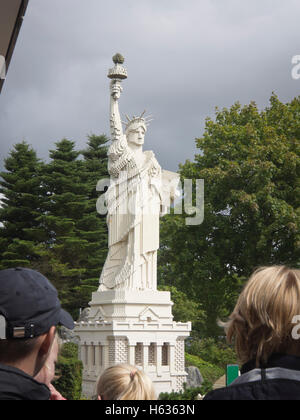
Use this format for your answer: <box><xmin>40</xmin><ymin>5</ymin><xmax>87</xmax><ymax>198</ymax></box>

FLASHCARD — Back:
<box><xmin>97</xmin><ymin>364</ymin><xmax>156</xmax><ymax>400</ymax></box>
<box><xmin>224</xmin><ymin>266</ymin><xmax>300</xmax><ymax>367</ymax></box>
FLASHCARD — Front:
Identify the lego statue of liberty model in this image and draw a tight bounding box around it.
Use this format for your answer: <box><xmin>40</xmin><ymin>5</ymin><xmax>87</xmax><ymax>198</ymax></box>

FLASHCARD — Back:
<box><xmin>75</xmin><ymin>55</ymin><xmax>191</xmax><ymax>399</ymax></box>
<box><xmin>99</xmin><ymin>54</ymin><xmax>174</xmax><ymax>292</ymax></box>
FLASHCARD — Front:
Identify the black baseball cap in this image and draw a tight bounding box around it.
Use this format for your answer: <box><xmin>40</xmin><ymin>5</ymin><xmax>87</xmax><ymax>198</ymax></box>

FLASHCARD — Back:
<box><xmin>0</xmin><ymin>268</ymin><xmax>74</xmax><ymax>339</ymax></box>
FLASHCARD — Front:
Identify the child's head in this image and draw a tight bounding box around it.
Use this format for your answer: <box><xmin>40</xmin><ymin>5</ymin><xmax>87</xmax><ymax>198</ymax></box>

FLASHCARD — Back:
<box><xmin>224</xmin><ymin>266</ymin><xmax>300</xmax><ymax>366</ymax></box>
<box><xmin>97</xmin><ymin>364</ymin><xmax>156</xmax><ymax>400</ymax></box>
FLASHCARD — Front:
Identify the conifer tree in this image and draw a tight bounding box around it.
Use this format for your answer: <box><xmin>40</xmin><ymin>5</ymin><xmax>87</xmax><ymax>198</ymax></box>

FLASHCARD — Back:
<box><xmin>0</xmin><ymin>142</ymin><xmax>45</xmax><ymax>269</ymax></box>
<box><xmin>37</xmin><ymin>139</ymin><xmax>89</xmax><ymax>317</ymax></box>
<box><xmin>77</xmin><ymin>134</ymin><xmax>109</xmax><ymax>304</ymax></box>
<box><xmin>35</xmin><ymin>136</ymin><xmax>110</xmax><ymax>317</ymax></box>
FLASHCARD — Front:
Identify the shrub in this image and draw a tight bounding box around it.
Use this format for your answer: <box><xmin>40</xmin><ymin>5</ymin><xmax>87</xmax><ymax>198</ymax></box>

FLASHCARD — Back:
<box><xmin>59</xmin><ymin>342</ymin><xmax>79</xmax><ymax>359</ymax></box>
<box><xmin>159</xmin><ymin>384</ymin><xmax>205</xmax><ymax>401</ymax></box>
<box><xmin>188</xmin><ymin>338</ymin><xmax>237</xmax><ymax>370</ymax></box>
<box><xmin>159</xmin><ymin>354</ymin><xmax>223</xmax><ymax>400</ymax></box>
<box><xmin>185</xmin><ymin>353</ymin><xmax>224</xmax><ymax>385</ymax></box>
<box><xmin>54</xmin><ymin>342</ymin><xmax>83</xmax><ymax>400</ymax></box>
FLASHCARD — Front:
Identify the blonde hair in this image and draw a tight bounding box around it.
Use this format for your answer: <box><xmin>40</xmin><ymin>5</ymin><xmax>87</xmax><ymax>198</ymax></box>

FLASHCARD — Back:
<box><xmin>224</xmin><ymin>266</ymin><xmax>300</xmax><ymax>367</ymax></box>
<box><xmin>97</xmin><ymin>364</ymin><xmax>156</xmax><ymax>400</ymax></box>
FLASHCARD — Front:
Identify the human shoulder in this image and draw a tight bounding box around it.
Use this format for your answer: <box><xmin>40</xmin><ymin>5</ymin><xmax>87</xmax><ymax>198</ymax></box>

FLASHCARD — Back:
<box><xmin>204</xmin><ymin>386</ymin><xmax>235</xmax><ymax>401</ymax></box>
<box><xmin>204</xmin><ymin>377</ymin><xmax>300</xmax><ymax>400</ymax></box>
<box><xmin>0</xmin><ymin>364</ymin><xmax>50</xmax><ymax>401</ymax></box>
<box><xmin>203</xmin><ymin>380</ymin><xmax>262</xmax><ymax>400</ymax></box>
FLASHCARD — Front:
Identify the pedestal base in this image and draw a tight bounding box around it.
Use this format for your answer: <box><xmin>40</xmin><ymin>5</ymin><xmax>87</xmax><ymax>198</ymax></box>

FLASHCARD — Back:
<box><xmin>74</xmin><ymin>290</ymin><xmax>191</xmax><ymax>398</ymax></box>
<box><xmin>88</xmin><ymin>290</ymin><xmax>175</xmax><ymax>322</ymax></box>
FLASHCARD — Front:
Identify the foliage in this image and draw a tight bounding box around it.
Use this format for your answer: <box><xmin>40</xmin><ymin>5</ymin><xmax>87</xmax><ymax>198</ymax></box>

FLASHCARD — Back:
<box><xmin>0</xmin><ymin>142</ymin><xmax>45</xmax><ymax>269</ymax></box>
<box><xmin>35</xmin><ymin>139</ymin><xmax>89</xmax><ymax>317</ymax></box>
<box><xmin>159</xmin><ymin>353</ymin><xmax>224</xmax><ymax>400</ymax></box>
<box><xmin>159</xmin><ymin>384</ymin><xmax>207</xmax><ymax>401</ymax></box>
<box><xmin>54</xmin><ymin>342</ymin><xmax>83</xmax><ymax>400</ymax></box>
<box><xmin>159</xmin><ymin>94</ymin><xmax>300</xmax><ymax>337</ymax></box>
<box><xmin>0</xmin><ymin>135</ymin><xmax>109</xmax><ymax>319</ymax></box>
<box><xmin>188</xmin><ymin>338</ymin><xmax>237</xmax><ymax>370</ymax></box>
<box><xmin>78</xmin><ymin>135</ymin><xmax>109</xmax><ymax>304</ymax></box>
<box><xmin>59</xmin><ymin>341</ymin><xmax>79</xmax><ymax>359</ymax></box>
<box><xmin>185</xmin><ymin>353</ymin><xmax>224</xmax><ymax>385</ymax></box>
<box><xmin>158</xmin><ymin>285</ymin><xmax>206</xmax><ymax>339</ymax></box>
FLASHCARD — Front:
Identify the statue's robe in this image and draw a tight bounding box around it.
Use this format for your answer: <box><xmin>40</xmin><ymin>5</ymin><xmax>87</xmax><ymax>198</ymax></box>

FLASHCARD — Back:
<box><xmin>99</xmin><ymin>135</ymin><xmax>162</xmax><ymax>291</ymax></box>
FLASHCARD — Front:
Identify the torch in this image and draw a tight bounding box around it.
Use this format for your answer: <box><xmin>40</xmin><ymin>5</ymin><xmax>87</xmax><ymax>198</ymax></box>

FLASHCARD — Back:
<box><xmin>107</xmin><ymin>53</ymin><xmax>128</xmax><ymax>100</ymax></box>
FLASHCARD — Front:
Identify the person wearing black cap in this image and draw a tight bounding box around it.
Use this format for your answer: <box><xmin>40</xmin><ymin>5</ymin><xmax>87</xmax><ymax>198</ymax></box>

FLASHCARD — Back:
<box><xmin>0</xmin><ymin>268</ymin><xmax>74</xmax><ymax>400</ymax></box>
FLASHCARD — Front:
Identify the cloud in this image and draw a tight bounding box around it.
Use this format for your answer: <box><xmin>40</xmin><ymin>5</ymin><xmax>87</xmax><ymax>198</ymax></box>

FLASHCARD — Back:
<box><xmin>0</xmin><ymin>0</ymin><xmax>299</xmax><ymax>173</ymax></box>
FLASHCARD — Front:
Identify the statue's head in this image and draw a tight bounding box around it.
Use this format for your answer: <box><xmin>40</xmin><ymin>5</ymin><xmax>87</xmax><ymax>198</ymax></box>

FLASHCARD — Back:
<box><xmin>124</xmin><ymin>112</ymin><xmax>152</xmax><ymax>148</ymax></box>
<box><xmin>126</xmin><ymin>121</ymin><xmax>147</xmax><ymax>147</ymax></box>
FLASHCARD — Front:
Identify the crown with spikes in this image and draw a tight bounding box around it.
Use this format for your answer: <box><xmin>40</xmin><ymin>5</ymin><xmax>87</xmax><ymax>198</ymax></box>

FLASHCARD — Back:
<box><xmin>122</xmin><ymin>111</ymin><xmax>154</xmax><ymax>132</ymax></box>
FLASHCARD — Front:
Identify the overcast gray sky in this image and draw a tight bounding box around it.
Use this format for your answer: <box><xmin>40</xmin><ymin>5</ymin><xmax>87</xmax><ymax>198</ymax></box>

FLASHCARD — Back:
<box><xmin>0</xmin><ymin>0</ymin><xmax>299</xmax><ymax>173</ymax></box>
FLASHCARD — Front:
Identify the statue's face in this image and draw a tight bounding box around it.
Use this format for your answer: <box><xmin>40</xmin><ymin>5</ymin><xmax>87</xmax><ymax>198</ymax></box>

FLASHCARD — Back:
<box><xmin>127</xmin><ymin>124</ymin><xmax>146</xmax><ymax>147</ymax></box>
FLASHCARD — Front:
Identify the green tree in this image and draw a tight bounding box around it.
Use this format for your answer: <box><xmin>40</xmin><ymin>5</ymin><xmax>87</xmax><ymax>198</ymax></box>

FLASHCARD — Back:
<box><xmin>159</xmin><ymin>94</ymin><xmax>300</xmax><ymax>337</ymax></box>
<box><xmin>0</xmin><ymin>136</ymin><xmax>110</xmax><ymax>318</ymax></box>
<box><xmin>0</xmin><ymin>142</ymin><xmax>45</xmax><ymax>269</ymax></box>
<box><xmin>33</xmin><ymin>136</ymin><xmax>110</xmax><ymax>317</ymax></box>
<box><xmin>188</xmin><ymin>338</ymin><xmax>237</xmax><ymax>370</ymax></box>
<box><xmin>77</xmin><ymin>134</ymin><xmax>109</xmax><ymax>305</ymax></box>
<box><xmin>36</xmin><ymin>139</ymin><xmax>90</xmax><ymax>317</ymax></box>
<box><xmin>158</xmin><ymin>285</ymin><xmax>206</xmax><ymax>339</ymax></box>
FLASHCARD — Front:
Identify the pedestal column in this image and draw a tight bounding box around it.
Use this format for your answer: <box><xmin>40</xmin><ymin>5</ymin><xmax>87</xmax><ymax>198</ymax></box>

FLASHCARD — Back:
<box><xmin>88</xmin><ymin>344</ymin><xmax>94</xmax><ymax>372</ymax></box>
<box><xmin>156</xmin><ymin>344</ymin><xmax>162</xmax><ymax>377</ymax></box>
<box><xmin>95</xmin><ymin>344</ymin><xmax>102</xmax><ymax>371</ymax></box>
<box><xmin>81</xmin><ymin>343</ymin><xmax>87</xmax><ymax>367</ymax></box>
<box><xmin>128</xmin><ymin>344</ymin><xmax>135</xmax><ymax>366</ymax></box>
<box><xmin>169</xmin><ymin>343</ymin><xmax>176</xmax><ymax>374</ymax></box>
<box><xmin>102</xmin><ymin>342</ymin><xmax>110</xmax><ymax>370</ymax></box>
<box><xmin>143</xmin><ymin>344</ymin><xmax>150</xmax><ymax>372</ymax></box>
